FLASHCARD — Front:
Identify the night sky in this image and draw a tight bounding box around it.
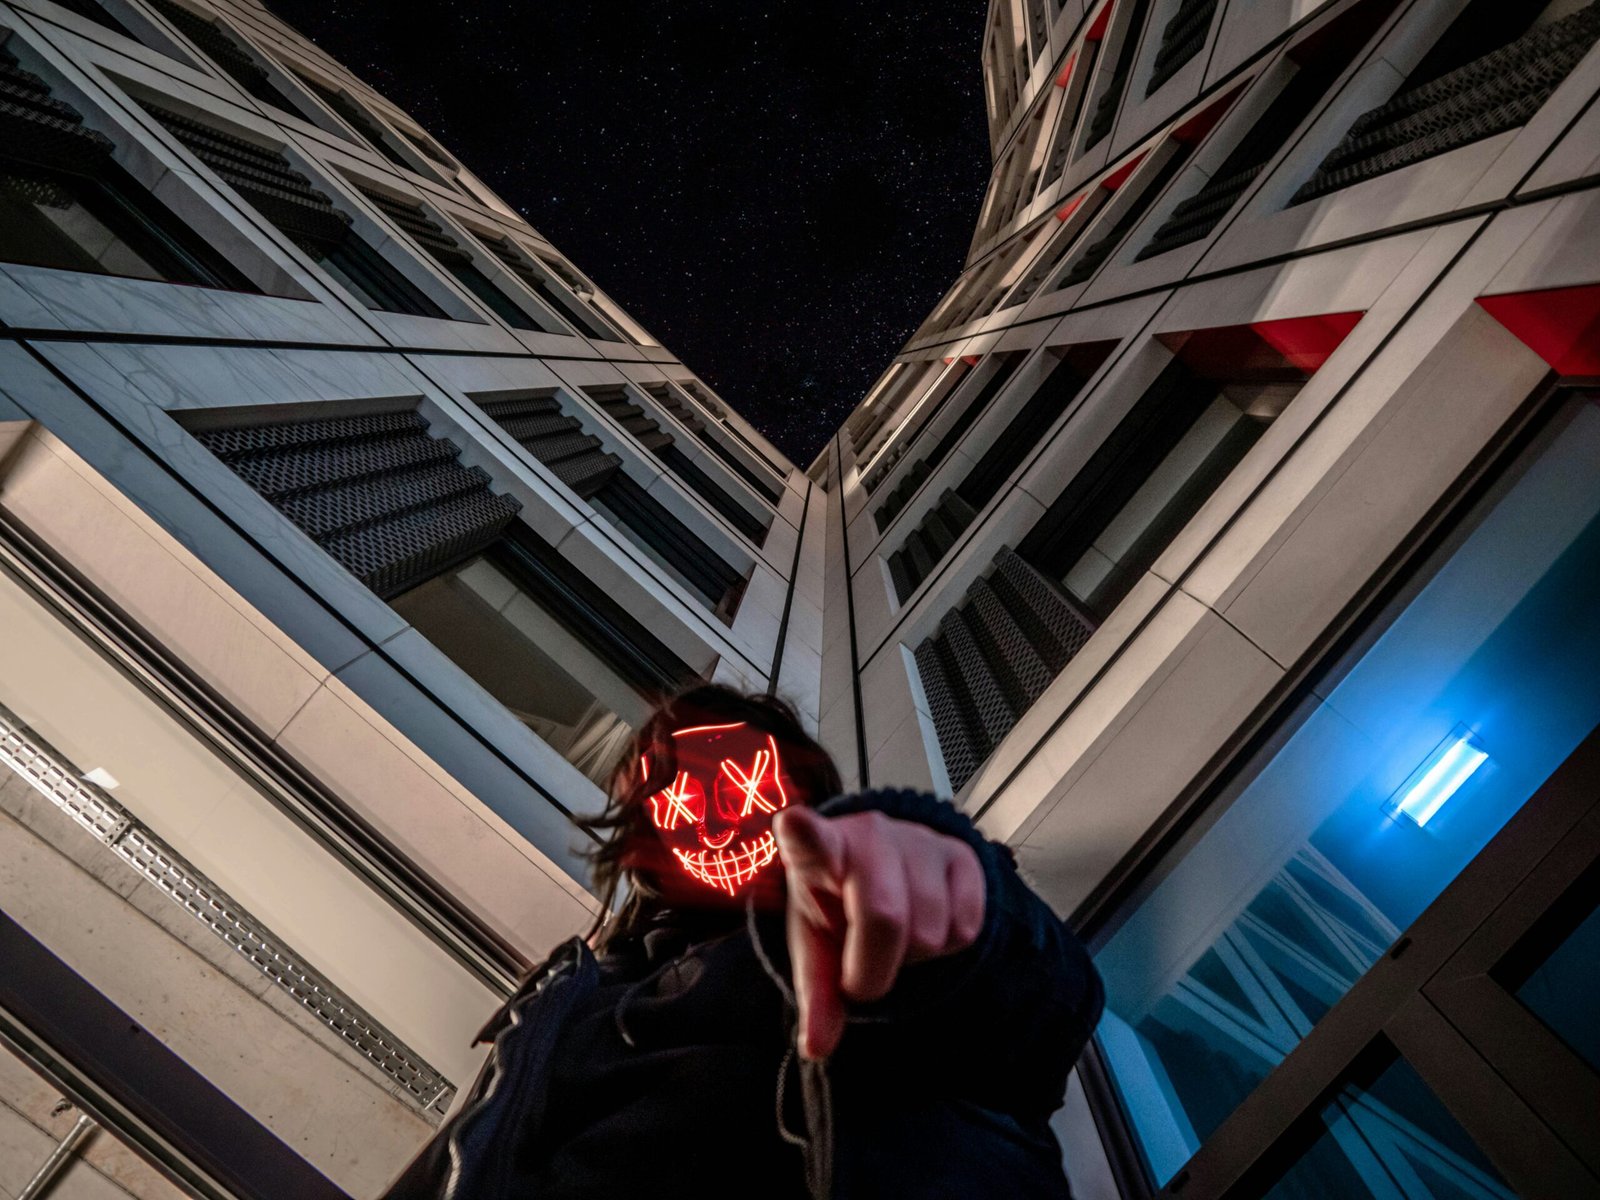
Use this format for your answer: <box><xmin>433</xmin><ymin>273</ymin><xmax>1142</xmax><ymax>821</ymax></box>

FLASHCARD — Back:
<box><xmin>265</xmin><ymin>1</ymin><xmax>994</xmax><ymax>465</ymax></box>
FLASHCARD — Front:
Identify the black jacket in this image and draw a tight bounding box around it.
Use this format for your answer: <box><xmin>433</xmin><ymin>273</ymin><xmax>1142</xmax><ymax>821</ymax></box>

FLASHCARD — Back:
<box><xmin>381</xmin><ymin>789</ymin><xmax>1104</xmax><ymax>1200</ymax></box>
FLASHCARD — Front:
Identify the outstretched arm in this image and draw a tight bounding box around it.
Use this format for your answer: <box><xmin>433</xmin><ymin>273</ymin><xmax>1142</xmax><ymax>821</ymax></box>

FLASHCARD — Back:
<box><xmin>774</xmin><ymin>789</ymin><xmax>1102</xmax><ymax>1078</ymax></box>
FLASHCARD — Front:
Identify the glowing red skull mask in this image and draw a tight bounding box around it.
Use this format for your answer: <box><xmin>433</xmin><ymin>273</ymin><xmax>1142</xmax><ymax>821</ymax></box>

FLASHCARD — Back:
<box><xmin>641</xmin><ymin>722</ymin><xmax>794</xmax><ymax>896</ymax></box>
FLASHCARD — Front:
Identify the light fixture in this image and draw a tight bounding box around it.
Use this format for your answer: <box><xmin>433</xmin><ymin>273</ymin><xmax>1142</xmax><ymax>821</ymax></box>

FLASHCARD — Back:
<box><xmin>81</xmin><ymin>766</ymin><xmax>120</xmax><ymax>790</ymax></box>
<box><xmin>1388</xmin><ymin>726</ymin><xmax>1488</xmax><ymax>829</ymax></box>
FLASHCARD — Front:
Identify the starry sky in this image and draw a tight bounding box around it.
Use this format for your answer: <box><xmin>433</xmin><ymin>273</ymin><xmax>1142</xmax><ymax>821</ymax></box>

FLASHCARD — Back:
<box><xmin>266</xmin><ymin>1</ymin><xmax>994</xmax><ymax>465</ymax></box>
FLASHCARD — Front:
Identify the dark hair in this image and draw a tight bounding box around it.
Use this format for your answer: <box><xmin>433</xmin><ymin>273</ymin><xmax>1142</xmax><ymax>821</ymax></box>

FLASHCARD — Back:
<box><xmin>582</xmin><ymin>684</ymin><xmax>843</xmax><ymax>951</ymax></box>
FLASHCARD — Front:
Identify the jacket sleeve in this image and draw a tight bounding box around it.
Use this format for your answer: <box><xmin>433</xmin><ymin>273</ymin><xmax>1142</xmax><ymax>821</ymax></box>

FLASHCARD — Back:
<box><xmin>815</xmin><ymin>788</ymin><xmax>1105</xmax><ymax>1115</ymax></box>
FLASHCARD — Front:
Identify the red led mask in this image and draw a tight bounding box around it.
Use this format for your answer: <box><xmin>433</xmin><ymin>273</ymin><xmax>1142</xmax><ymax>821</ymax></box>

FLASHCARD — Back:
<box><xmin>641</xmin><ymin>722</ymin><xmax>795</xmax><ymax>897</ymax></box>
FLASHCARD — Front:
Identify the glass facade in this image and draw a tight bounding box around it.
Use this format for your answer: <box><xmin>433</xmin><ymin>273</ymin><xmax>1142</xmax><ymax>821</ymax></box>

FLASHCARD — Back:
<box><xmin>1094</xmin><ymin>393</ymin><xmax>1600</xmax><ymax>1185</ymax></box>
<box><xmin>1259</xmin><ymin>1052</ymin><xmax>1516</xmax><ymax>1200</ymax></box>
<box><xmin>1513</xmin><ymin>892</ymin><xmax>1600</xmax><ymax>1074</ymax></box>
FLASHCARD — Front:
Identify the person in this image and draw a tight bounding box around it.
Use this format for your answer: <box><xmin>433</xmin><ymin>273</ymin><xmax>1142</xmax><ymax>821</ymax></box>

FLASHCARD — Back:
<box><xmin>381</xmin><ymin>685</ymin><xmax>1104</xmax><ymax>1200</ymax></box>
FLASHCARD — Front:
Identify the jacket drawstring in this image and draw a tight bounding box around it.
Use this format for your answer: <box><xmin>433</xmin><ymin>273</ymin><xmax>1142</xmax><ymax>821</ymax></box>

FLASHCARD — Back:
<box><xmin>746</xmin><ymin>897</ymin><xmax>834</xmax><ymax>1200</ymax></box>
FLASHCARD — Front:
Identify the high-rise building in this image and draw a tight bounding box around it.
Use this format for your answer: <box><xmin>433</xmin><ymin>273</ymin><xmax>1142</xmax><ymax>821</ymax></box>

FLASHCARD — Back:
<box><xmin>1</xmin><ymin>0</ymin><xmax>1596</xmax><ymax>1197</ymax></box>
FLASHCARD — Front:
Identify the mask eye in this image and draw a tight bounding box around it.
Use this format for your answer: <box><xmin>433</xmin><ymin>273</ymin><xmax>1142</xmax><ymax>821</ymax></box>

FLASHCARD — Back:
<box><xmin>648</xmin><ymin>771</ymin><xmax>704</xmax><ymax>831</ymax></box>
<box><xmin>720</xmin><ymin>746</ymin><xmax>787</xmax><ymax>818</ymax></box>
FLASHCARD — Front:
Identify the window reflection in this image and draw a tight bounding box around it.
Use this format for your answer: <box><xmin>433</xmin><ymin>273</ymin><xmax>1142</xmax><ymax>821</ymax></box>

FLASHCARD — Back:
<box><xmin>1513</xmin><ymin>887</ymin><xmax>1600</xmax><ymax>1074</ymax></box>
<box><xmin>392</xmin><ymin>553</ymin><xmax>654</xmax><ymax>787</ymax></box>
<box><xmin>1095</xmin><ymin>395</ymin><xmax>1600</xmax><ymax>1184</ymax></box>
<box><xmin>1258</xmin><ymin>1051</ymin><xmax>1516</xmax><ymax>1200</ymax></box>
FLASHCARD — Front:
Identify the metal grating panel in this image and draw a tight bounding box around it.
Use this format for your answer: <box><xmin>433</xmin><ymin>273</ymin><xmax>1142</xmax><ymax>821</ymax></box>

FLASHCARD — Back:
<box><xmin>358</xmin><ymin>186</ymin><xmax>474</xmax><ymax>268</ymax></box>
<box><xmin>479</xmin><ymin>394</ymin><xmax>621</xmax><ymax>500</ymax></box>
<box><xmin>1295</xmin><ymin>2</ymin><xmax>1600</xmax><ymax>202</ymax></box>
<box><xmin>146</xmin><ymin>0</ymin><xmax>299</xmax><ymax>113</ymax></box>
<box><xmin>193</xmin><ymin>408</ymin><xmax>520</xmax><ymax>599</ymax></box>
<box><xmin>0</xmin><ymin>45</ymin><xmax>115</xmax><ymax>171</ymax></box>
<box><xmin>967</xmin><ymin>576</ymin><xmax>1057</xmax><ymax>708</ymax></box>
<box><xmin>915</xmin><ymin>547</ymin><xmax>1096</xmax><ymax>791</ymax></box>
<box><xmin>914</xmin><ymin>638</ymin><xmax>983</xmax><ymax>791</ymax></box>
<box><xmin>1146</xmin><ymin>0</ymin><xmax>1220</xmax><ymax>96</ymax></box>
<box><xmin>142</xmin><ymin>102</ymin><xmax>353</xmax><ymax>247</ymax></box>
<box><xmin>0</xmin><ymin>703</ymin><xmax>454</xmax><ymax>1115</ymax></box>
<box><xmin>588</xmin><ymin>387</ymin><xmax>676</xmax><ymax>454</ymax></box>
<box><xmin>992</xmin><ymin>547</ymin><xmax>1095</xmax><ymax>670</ymax></box>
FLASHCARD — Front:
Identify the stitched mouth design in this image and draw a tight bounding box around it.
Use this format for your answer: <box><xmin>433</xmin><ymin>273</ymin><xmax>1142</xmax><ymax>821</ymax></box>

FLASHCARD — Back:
<box><xmin>699</xmin><ymin>827</ymin><xmax>737</xmax><ymax>850</ymax></box>
<box><xmin>672</xmin><ymin>832</ymin><xmax>779</xmax><ymax>895</ymax></box>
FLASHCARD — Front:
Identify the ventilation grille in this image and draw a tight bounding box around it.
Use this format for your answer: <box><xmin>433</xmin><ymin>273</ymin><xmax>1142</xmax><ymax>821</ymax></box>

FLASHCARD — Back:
<box><xmin>193</xmin><ymin>409</ymin><xmax>520</xmax><ymax>599</ymax></box>
<box><xmin>477</xmin><ymin>394</ymin><xmax>620</xmax><ymax>499</ymax></box>
<box><xmin>1146</xmin><ymin>0</ymin><xmax>1220</xmax><ymax>96</ymax></box>
<box><xmin>1295</xmin><ymin>2</ymin><xmax>1600</xmax><ymax>203</ymax></box>
<box><xmin>358</xmin><ymin>186</ymin><xmax>473</xmax><ymax>268</ymax></box>
<box><xmin>143</xmin><ymin>103</ymin><xmax>352</xmax><ymax>247</ymax></box>
<box><xmin>0</xmin><ymin>45</ymin><xmax>115</xmax><ymax>171</ymax></box>
<box><xmin>915</xmin><ymin>548</ymin><xmax>1096</xmax><ymax>792</ymax></box>
<box><xmin>0</xmin><ymin>703</ymin><xmax>456</xmax><ymax>1115</ymax></box>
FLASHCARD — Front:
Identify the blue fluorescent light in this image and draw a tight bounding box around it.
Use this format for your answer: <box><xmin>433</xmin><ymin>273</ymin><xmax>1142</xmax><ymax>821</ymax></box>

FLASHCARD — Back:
<box><xmin>1390</xmin><ymin>729</ymin><xmax>1488</xmax><ymax>828</ymax></box>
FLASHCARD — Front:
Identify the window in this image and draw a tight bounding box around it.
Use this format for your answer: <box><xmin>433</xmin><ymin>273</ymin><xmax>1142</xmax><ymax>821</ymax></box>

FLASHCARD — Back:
<box><xmin>141</xmin><ymin>102</ymin><xmax>444</xmax><ymax>317</ymax></box>
<box><xmin>873</xmin><ymin>352</ymin><xmax>1026</xmax><ymax>532</ymax></box>
<box><xmin>584</xmin><ymin>386</ymin><xmax>771</xmax><ymax>546</ymax></box>
<box><xmin>1248</xmin><ymin>1047</ymin><xmax>1515</xmax><ymax>1200</ymax></box>
<box><xmin>1019</xmin><ymin>318</ymin><xmax>1355</xmax><ymax>621</ymax></box>
<box><xmin>186</xmin><ymin>404</ymin><xmax>697</xmax><ymax>787</ymax></box>
<box><xmin>1039</xmin><ymin>0</ymin><xmax>1112</xmax><ymax>190</ymax></box>
<box><xmin>48</xmin><ymin>0</ymin><xmax>136</xmax><ymax>39</ymax></box>
<box><xmin>1083</xmin><ymin>0</ymin><xmax>1156</xmax><ymax>148</ymax></box>
<box><xmin>475</xmin><ymin>392</ymin><xmax>748</xmax><ymax>615</ymax></box>
<box><xmin>914</xmin><ymin>322</ymin><xmax>1346</xmax><ymax>791</ymax></box>
<box><xmin>1139</xmin><ymin>0</ymin><xmax>1400</xmax><ymax>260</ymax></box>
<box><xmin>887</xmin><ymin>343</ymin><xmax>1112</xmax><ymax>602</ymax></box>
<box><xmin>296</xmin><ymin>74</ymin><xmax>413</xmax><ymax>172</ymax></box>
<box><xmin>0</xmin><ymin>47</ymin><xmax>249</xmax><ymax>289</ymax></box>
<box><xmin>1020</xmin><ymin>359</ymin><xmax>1286</xmax><ymax>620</ymax></box>
<box><xmin>391</xmin><ymin>552</ymin><xmax>656</xmax><ymax>786</ymax></box>
<box><xmin>477</xmin><ymin>234</ymin><xmax>616</xmax><ymax>339</ymax></box>
<box><xmin>640</xmin><ymin>383</ymin><xmax>785</xmax><ymax>503</ymax></box>
<box><xmin>357</xmin><ymin>186</ymin><xmax>539</xmax><ymax>330</ymax></box>
<box><xmin>538</xmin><ymin>254</ymin><xmax>627</xmax><ymax>342</ymax></box>
<box><xmin>1145</xmin><ymin>0</ymin><xmax>1220</xmax><ymax>96</ymax></box>
<box><xmin>146</xmin><ymin>0</ymin><xmax>303</xmax><ymax>116</ymax></box>
<box><xmin>1092</xmin><ymin>389</ymin><xmax>1600</xmax><ymax>1187</ymax></box>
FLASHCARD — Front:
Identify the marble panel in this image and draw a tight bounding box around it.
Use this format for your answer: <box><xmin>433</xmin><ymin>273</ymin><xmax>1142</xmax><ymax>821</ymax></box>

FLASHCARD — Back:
<box><xmin>328</xmin><ymin>645</ymin><xmax>600</xmax><ymax>897</ymax></box>
<box><xmin>5</xmin><ymin>264</ymin><xmax>255</xmax><ymax>340</ymax></box>
<box><xmin>277</xmin><ymin>679</ymin><xmax>597</xmax><ymax>951</ymax></box>
<box><xmin>0</xmin><ymin>430</ymin><xmax>325</xmax><ymax>739</ymax></box>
